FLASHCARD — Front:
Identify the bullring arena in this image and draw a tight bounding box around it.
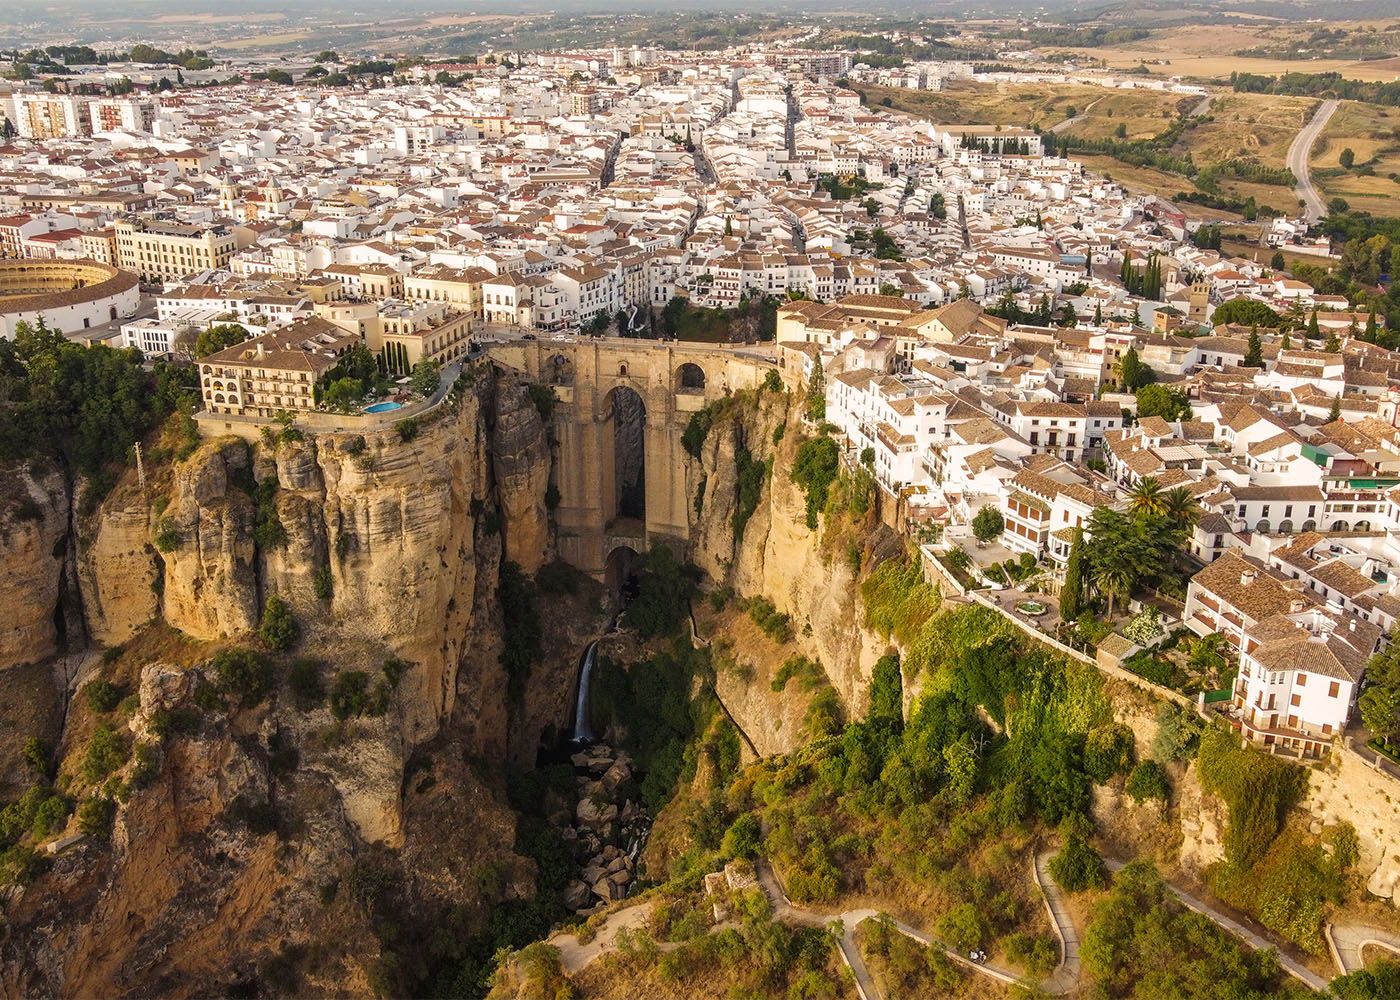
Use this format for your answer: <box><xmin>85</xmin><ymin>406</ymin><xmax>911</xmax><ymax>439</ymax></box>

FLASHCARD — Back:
<box><xmin>0</xmin><ymin>258</ymin><xmax>140</xmax><ymax>339</ymax></box>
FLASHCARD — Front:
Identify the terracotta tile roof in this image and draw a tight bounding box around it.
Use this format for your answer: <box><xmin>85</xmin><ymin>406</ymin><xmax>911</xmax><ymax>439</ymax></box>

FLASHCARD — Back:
<box><xmin>1192</xmin><ymin>551</ymin><xmax>1315</xmax><ymax>623</ymax></box>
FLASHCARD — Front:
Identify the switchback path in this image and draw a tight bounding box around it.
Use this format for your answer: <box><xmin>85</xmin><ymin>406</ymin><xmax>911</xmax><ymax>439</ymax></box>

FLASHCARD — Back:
<box><xmin>1327</xmin><ymin>922</ymin><xmax>1400</xmax><ymax>975</ymax></box>
<box><xmin>550</xmin><ymin>852</ymin><xmax>1361</xmax><ymax>995</ymax></box>
<box><xmin>1034</xmin><ymin>851</ymin><xmax>1081</xmax><ymax>995</ymax></box>
<box><xmin>1102</xmin><ymin>859</ymin><xmax>1330</xmax><ymax>992</ymax></box>
<box><xmin>1289</xmin><ymin>99</ymin><xmax>1339</xmax><ymax>223</ymax></box>
<box><xmin>754</xmin><ymin>860</ymin><xmax>1021</xmax><ymax>1000</ymax></box>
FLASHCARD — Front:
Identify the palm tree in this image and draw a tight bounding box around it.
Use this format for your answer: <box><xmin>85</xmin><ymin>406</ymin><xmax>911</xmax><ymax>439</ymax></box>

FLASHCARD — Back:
<box><xmin>1094</xmin><ymin>561</ymin><xmax>1134</xmax><ymax>621</ymax></box>
<box><xmin>1164</xmin><ymin>486</ymin><xmax>1200</xmax><ymax>529</ymax></box>
<box><xmin>1127</xmin><ymin>476</ymin><xmax>1167</xmax><ymax>518</ymax></box>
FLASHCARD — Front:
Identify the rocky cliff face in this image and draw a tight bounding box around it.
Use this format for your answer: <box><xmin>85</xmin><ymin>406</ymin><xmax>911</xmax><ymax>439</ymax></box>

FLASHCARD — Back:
<box><xmin>688</xmin><ymin>393</ymin><xmax>890</xmax><ymax>741</ymax></box>
<box><xmin>0</xmin><ymin>469</ymin><xmax>69</xmax><ymax>669</ymax></box>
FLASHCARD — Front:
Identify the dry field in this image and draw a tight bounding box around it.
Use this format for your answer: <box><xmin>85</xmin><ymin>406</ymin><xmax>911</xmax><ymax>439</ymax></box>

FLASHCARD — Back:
<box><xmin>868</xmin><ymin>80</ymin><xmax>1186</xmax><ymax>133</ymax></box>
<box><xmin>1310</xmin><ymin>100</ymin><xmax>1400</xmax><ymax>217</ymax></box>
<box><xmin>1054</xmin><ymin>21</ymin><xmax>1400</xmax><ymax>83</ymax></box>
<box><xmin>1169</xmin><ymin>92</ymin><xmax>1317</xmax><ymax>171</ymax></box>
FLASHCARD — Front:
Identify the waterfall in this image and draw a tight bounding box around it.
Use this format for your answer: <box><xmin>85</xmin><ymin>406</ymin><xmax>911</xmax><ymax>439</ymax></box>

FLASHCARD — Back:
<box><xmin>572</xmin><ymin>640</ymin><xmax>599</xmax><ymax>742</ymax></box>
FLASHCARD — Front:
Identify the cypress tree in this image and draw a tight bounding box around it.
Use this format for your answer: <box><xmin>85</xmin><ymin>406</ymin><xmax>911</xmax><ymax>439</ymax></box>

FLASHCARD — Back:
<box><xmin>1248</xmin><ymin>325</ymin><xmax>1263</xmax><ymax>364</ymax></box>
<box><xmin>1324</xmin><ymin>330</ymin><xmax>1341</xmax><ymax>354</ymax></box>
<box><xmin>1366</xmin><ymin>303</ymin><xmax>1377</xmax><ymax>342</ymax></box>
<box><xmin>1061</xmin><ymin>528</ymin><xmax>1086</xmax><ymax>623</ymax></box>
<box><xmin>1307</xmin><ymin>308</ymin><xmax>1320</xmax><ymax>341</ymax></box>
<box><xmin>1328</xmin><ymin>395</ymin><xmax>1342</xmax><ymax>423</ymax></box>
<box><xmin>1281</xmin><ymin>327</ymin><xmax>1291</xmax><ymax>351</ymax></box>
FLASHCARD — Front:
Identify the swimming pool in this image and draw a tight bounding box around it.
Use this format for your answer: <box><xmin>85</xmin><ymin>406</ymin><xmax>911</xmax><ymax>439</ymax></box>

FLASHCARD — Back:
<box><xmin>364</xmin><ymin>401</ymin><xmax>403</xmax><ymax>413</ymax></box>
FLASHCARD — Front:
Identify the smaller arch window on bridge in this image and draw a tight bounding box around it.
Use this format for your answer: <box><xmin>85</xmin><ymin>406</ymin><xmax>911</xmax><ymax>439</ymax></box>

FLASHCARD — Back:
<box><xmin>675</xmin><ymin>362</ymin><xmax>706</xmax><ymax>394</ymax></box>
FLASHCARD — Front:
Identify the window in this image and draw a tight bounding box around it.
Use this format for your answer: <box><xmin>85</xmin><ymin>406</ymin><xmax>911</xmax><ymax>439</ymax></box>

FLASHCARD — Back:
<box><xmin>1290</xmin><ymin>693</ymin><xmax>1300</xmax><ymax>707</ymax></box>
<box><xmin>1296</xmin><ymin>673</ymin><xmax>1306</xmax><ymax>686</ymax></box>
<box><xmin>1328</xmin><ymin>681</ymin><xmax>1339</xmax><ymax>698</ymax></box>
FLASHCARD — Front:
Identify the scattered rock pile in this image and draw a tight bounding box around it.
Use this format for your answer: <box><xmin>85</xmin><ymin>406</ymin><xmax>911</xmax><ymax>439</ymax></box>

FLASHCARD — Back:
<box><xmin>555</xmin><ymin>743</ymin><xmax>651</xmax><ymax>913</ymax></box>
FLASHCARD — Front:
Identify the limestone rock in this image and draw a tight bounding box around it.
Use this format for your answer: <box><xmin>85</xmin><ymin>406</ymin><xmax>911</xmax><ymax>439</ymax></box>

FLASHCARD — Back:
<box><xmin>138</xmin><ymin>663</ymin><xmax>191</xmax><ymax>714</ymax></box>
<box><xmin>160</xmin><ymin>439</ymin><xmax>259</xmax><ymax>640</ymax></box>
<box><xmin>563</xmin><ymin>879</ymin><xmax>592</xmax><ymax>910</ymax></box>
<box><xmin>77</xmin><ymin>482</ymin><xmax>158</xmax><ymax>645</ymax></box>
<box><xmin>490</xmin><ymin>382</ymin><xmax>553</xmax><ymax>574</ymax></box>
<box><xmin>0</xmin><ymin>466</ymin><xmax>68</xmax><ymax>668</ymax></box>
<box><xmin>601</xmin><ymin>760</ymin><xmax>631</xmax><ymax>794</ymax></box>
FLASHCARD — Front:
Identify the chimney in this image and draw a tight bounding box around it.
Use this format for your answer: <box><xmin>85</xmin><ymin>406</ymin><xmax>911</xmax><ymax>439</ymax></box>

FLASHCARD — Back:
<box><xmin>1289</xmin><ymin>597</ymin><xmax>1305</xmax><ymax>613</ymax></box>
<box><xmin>1240</xmin><ymin>570</ymin><xmax>1257</xmax><ymax>586</ymax></box>
<box><xmin>1349</xmin><ymin>620</ymin><xmax>1356</xmax><ymax>632</ymax></box>
<box><xmin>256</xmin><ymin>342</ymin><xmax>264</xmax><ymax>359</ymax></box>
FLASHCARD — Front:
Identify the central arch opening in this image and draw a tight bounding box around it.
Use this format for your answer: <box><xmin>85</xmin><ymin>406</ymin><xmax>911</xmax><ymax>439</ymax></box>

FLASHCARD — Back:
<box><xmin>675</xmin><ymin>362</ymin><xmax>706</xmax><ymax>393</ymax></box>
<box><xmin>605</xmin><ymin>385</ymin><xmax>646</xmax><ymax>524</ymax></box>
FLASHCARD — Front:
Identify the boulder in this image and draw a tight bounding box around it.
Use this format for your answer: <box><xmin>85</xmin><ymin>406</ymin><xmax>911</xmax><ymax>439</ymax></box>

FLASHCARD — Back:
<box><xmin>606</xmin><ymin>856</ymin><xmax>628</xmax><ymax>875</ymax></box>
<box><xmin>563</xmin><ymin>880</ymin><xmax>592</xmax><ymax>911</ymax></box>
<box><xmin>138</xmin><ymin>663</ymin><xmax>191</xmax><ymax>714</ymax></box>
<box><xmin>601</xmin><ymin>760</ymin><xmax>631</xmax><ymax>795</ymax></box>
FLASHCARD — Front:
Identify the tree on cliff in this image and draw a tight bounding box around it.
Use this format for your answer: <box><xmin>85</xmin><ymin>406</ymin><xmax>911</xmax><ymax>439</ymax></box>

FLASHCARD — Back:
<box><xmin>1360</xmin><ymin>633</ymin><xmax>1400</xmax><ymax>748</ymax></box>
<box><xmin>1060</xmin><ymin>528</ymin><xmax>1086</xmax><ymax>622</ymax></box>
<box><xmin>259</xmin><ymin>594</ymin><xmax>297</xmax><ymax>651</ymax></box>
<box><xmin>0</xmin><ymin>319</ymin><xmax>196</xmax><ymax>505</ymax></box>
<box><xmin>409</xmin><ymin>359</ymin><xmax>440</xmax><ymax>397</ymax></box>
<box><xmin>807</xmin><ymin>356</ymin><xmax>826</xmax><ymax>422</ymax></box>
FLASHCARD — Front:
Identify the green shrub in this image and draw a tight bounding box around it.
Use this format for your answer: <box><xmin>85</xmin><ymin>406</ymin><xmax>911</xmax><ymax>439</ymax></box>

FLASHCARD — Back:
<box><xmin>730</xmin><ymin>447</ymin><xmax>765</xmax><ymax>543</ymax></box>
<box><xmin>1151</xmin><ymin>702</ymin><xmax>1204</xmax><ymax>761</ymax></box>
<box><xmin>252</xmin><ymin>477</ymin><xmax>287</xmax><ymax>551</ymax></box>
<box><xmin>289</xmin><ymin>658</ymin><xmax>324</xmax><ymax>707</ymax></box>
<box><xmin>394</xmin><ymin>417</ymin><xmax>419</xmax><ymax>442</ymax></box>
<box><xmin>382</xmin><ymin>657</ymin><xmax>407</xmax><ymax>688</ymax></box>
<box><xmin>526</xmin><ymin>384</ymin><xmax>556</xmax><ymax>421</ymax></box>
<box><xmin>1005</xmin><ymin>933</ymin><xmax>1059</xmax><ymax>976</ymax></box>
<box><xmin>791</xmin><ymin>435</ymin><xmax>839</xmax><ymax>529</ymax></box>
<box><xmin>620</xmin><ymin>547</ymin><xmax>697</xmax><ymax>640</ymax></box>
<box><xmin>1083</xmin><ymin>722</ymin><xmax>1135</xmax><ymax>783</ymax></box>
<box><xmin>153</xmin><ymin>517</ymin><xmax>179</xmax><ymax>552</ymax></box>
<box><xmin>1331</xmin><ymin>958</ymin><xmax>1400</xmax><ymax>1000</ymax></box>
<box><xmin>31</xmin><ymin>793</ymin><xmax>70</xmax><ymax>839</ymax></box>
<box><xmin>313</xmin><ymin>565</ymin><xmax>333</xmax><ymax>601</ymax></box>
<box><xmin>721</xmin><ymin>812</ymin><xmax>762</xmax><ymax>859</ymax></box>
<box><xmin>259</xmin><ymin>594</ymin><xmax>297</xmax><ymax>650</ymax></box>
<box><xmin>762</xmin><ymin>369</ymin><xmax>782</xmax><ymax>392</ymax></box>
<box><xmin>128</xmin><ymin>744</ymin><xmax>159</xmax><ymax>789</ymax></box>
<box><xmin>81</xmin><ymin>722</ymin><xmax>128</xmax><ymax>784</ymax></box>
<box><xmin>1049</xmin><ymin>816</ymin><xmax>1108</xmax><ymax>892</ymax></box>
<box><xmin>77</xmin><ymin>795</ymin><xmax>116</xmax><ymax>838</ymax></box>
<box><xmin>0</xmin><ymin>844</ymin><xmax>47</xmax><ymax>885</ymax></box>
<box><xmin>743</xmin><ymin>595</ymin><xmax>792</xmax><ymax>643</ymax></box>
<box><xmin>84</xmin><ymin>680</ymin><xmax>122</xmax><ymax>713</ymax></box>
<box><xmin>771</xmin><ymin>655</ymin><xmax>825</xmax><ymax>693</ymax></box>
<box><xmin>22</xmin><ymin>737</ymin><xmax>48</xmax><ymax>777</ymax></box>
<box><xmin>936</xmin><ymin>902</ymin><xmax>990</xmax><ymax>951</ymax></box>
<box><xmin>1125</xmin><ymin>759</ymin><xmax>1170</xmax><ymax>803</ymax></box>
<box><xmin>212</xmin><ymin>647</ymin><xmax>274</xmax><ymax>706</ymax></box>
<box><xmin>330</xmin><ymin>671</ymin><xmax>371</xmax><ymax>721</ymax></box>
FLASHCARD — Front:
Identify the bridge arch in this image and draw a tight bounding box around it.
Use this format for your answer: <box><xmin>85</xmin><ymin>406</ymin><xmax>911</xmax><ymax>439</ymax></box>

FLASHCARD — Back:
<box><xmin>604</xmin><ymin>545</ymin><xmax>640</xmax><ymax>602</ymax></box>
<box><xmin>603</xmin><ymin>384</ymin><xmax>647</xmax><ymax>524</ymax></box>
<box><xmin>675</xmin><ymin>361</ymin><xmax>707</xmax><ymax>393</ymax></box>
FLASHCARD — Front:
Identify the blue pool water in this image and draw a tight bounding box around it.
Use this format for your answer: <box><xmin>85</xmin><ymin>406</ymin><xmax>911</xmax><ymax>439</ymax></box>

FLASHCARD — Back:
<box><xmin>364</xmin><ymin>401</ymin><xmax>403</xmax><ymax>413</ymax></box>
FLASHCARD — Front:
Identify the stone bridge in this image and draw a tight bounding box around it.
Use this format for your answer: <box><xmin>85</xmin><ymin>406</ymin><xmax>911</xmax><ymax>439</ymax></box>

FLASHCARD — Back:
<box><xmin>484</xmin><ymin>338</ymin><xmax>771</xmax><ymax>581</ymax></box>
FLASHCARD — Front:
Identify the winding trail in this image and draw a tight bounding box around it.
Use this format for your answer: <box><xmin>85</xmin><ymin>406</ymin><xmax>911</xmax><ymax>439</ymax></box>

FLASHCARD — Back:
<box><xmin>1099</xmin><ymin>858</ymin><xmax>1330</xmax><ymax>992</ymax></box>
<box><xmin>1289</xmin><ymin>99</ymin><xmax>1339</xmax><ymax>223</ymax></box>
<box><xmin>1034</xmin><ymin>851</ymin><xmax>1081</xmax><ymax>995</ymax></box>
<box><xmin>551</xmin><ymin>850</ymin><xmax>1378</xmax><ymax>996</ymax></box>
<box><xmin>1327</xmin><ymin>923</ymin><xmax>1400</xmax><ymax>975</ymax></box>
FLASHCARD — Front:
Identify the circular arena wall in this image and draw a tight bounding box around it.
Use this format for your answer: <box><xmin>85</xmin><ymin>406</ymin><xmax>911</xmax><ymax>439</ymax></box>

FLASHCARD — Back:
<box><xmin>0</xmin><ymin>259</ymin><xmax>141</xmax><ymax>340</ymax></box>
